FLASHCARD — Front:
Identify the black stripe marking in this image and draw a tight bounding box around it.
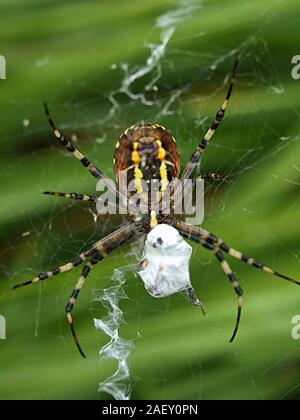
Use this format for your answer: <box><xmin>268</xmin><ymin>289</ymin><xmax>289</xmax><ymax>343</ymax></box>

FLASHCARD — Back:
<box><xmin>73</xmin><ymin>257</ymin><xmax>83</xmax><ymax>267</ymax></box>
<box><xmin>67</xmin><ymin>145</ymin><xmax>76</xmax><ymax>153</ymax></box>
<box><xmin>82</xmin><ymin>265</ymin><xmax>91</xmax><ymax>277</ymax></box>
<box><xmin>81</xmin><ymin>157</ymin><xmax>90</xmax><ymax>167</ymax></box>
<box><xmin>60</xmin><ymin>136</ymin><xmax>68</xmax><ymax>146</ymax></box>
<box><xmin>71</xmin><ymin>289</ymin><xmax>80</xmax><ymax>300</ymax></box>
<box><xmin>216</xmin><ymin>110</ymin><xmax>225</xmax><ymax>120</ymax></box>
<box><xmin>211</xmin><ymin>120</ymin><xmax>219</xmax><ymax>130</ymax></box>
<box><xmin>252</xmin><ymin>261</ymin><xmax>263</xmax><ymax>269</ymax></box>
<box><xmin>65</xmin><ymin>303</ymin><xmax>73</xmax><ymax>312</ymax></box>
<box><xmin>202</xmin><ymin>241</ymin><xmax>215</xmax><ymax>251</ymax></box>
<box><xmin>219</xmin><ymin>242</ymin><xmax>230</xmax><ymax>252</ymax></box>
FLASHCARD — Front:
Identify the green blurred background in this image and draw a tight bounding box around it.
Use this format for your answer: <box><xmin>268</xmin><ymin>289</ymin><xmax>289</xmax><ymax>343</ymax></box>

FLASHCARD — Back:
<box><xmin>1</xmin><ymin>0</ymin><xmax>300</xmax><ymax>400</ymax></box>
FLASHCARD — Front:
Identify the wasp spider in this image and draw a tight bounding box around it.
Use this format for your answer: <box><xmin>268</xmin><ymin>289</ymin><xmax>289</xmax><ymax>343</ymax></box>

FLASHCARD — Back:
<box><xmin>14</xmin><ymin>61</ymin><xmax>300</xmax><ymax>357</ymax></box>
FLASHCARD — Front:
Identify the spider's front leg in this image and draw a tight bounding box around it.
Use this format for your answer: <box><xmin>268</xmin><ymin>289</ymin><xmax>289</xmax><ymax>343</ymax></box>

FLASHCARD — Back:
<box><xmin>43</xmin><ymin>103</ymin><xmax>117</xmax><ymax>197</ymax></box>
<box><xmin>181</xmin><ymin>60</ymin><xmax>238</xmax><ymax>181</ymax></box>
<box><xmin>43</xmin><ymin>191</ymin><xmax>98</xmax><ymax>202</ymax></box>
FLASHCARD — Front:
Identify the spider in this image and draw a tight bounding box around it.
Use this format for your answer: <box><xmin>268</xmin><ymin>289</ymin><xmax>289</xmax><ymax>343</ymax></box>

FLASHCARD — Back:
<box><xmin>14</xmin><ymin>60</ymin><xmax>300</xmax><ymax>358</ymax></box>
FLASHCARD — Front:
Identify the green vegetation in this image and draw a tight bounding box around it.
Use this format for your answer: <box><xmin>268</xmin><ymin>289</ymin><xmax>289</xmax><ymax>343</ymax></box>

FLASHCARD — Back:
<box><xmin>0</xmin><ymin>0</ymin><xmax>300</xmax><ymax>400</ymax></box>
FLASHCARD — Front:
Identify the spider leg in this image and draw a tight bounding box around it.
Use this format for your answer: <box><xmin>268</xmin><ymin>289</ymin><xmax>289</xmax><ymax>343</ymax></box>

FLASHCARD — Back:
<box><xmin>66</xmin><ymin>261</ymin><xmax>93</xmax><ymax>358</ymax></box>
<box><xmin>177</xmin><ymin>224</ymin><xmax>243</xmax><ymax>341</ymax></box>
<box><xmin>13</xmin><ymin>256</ymin><xmax>85</xmax><ymax>289</ymax></box>
<box><xmin>198</xmin><ymin>173</ymin><xmax>225</xmax><ymax>182</ymax></box>
<box><xmin>44</xmin><ymin>191</ymin><xmax>97</xmax><ymax>202</ymax></box>
<box><xmin>173</xmin><ymin>220</ymin><xmax>300</xmax><ymax>340</ymax></box>
<box><xmin>166</xmin><ymin>61</ymin><xmax>238</xmax><ymax>214</ymax></box>
<box><xmin>43</xmin><ymin>191</ymin><xmax>120</xmax><ymax>214</ymax></box>
<box><xmin>173</xmin><ymin>220</ymin><xmax>300</xmax><ymax>286</ymax></box>
<box><xmin>13</xmin><ymin>224</ymin><xmax>134</xmax><ymax>289</ymax></box>
<box><xmin>43</xmin><ymin>103</ymin><xmax>117</xmax><ymax>195</ymax></box>
<box><xmin>65</xmin><ymin>227</ymin><xmax>135</xmax><ymax>358</ymax></box>
<box><xmin>186</xmin><ymin>287</ymin><xmax>207</xmax><ymax>316</ymax></box>
<box><xmin>213</xmin><ymin>249</ymin><xmax>243</xmax><ymax>342</ymax></box>
<box><xmin>181</xmin><ymin>60</ymin><xmax>238</xmax><ymax>181</ymax></box>
<box><xmin>217</xmin><ymin>241</ymin><xmax>300</xmax><ymax>286</ymax></box>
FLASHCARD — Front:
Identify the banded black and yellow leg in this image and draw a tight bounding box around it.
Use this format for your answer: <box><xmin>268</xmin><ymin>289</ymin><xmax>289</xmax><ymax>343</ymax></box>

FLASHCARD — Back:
<box><xmin>181</xmin><ymin>60</ymin><xmax>238</xmax><ymax>181</ymax></box>
<box><xmin>12</xmin><ymin>255</ymin><xmax>85</xmax><ymax>289</ymax></box>
<box><xmin>13</xmin><ymin>224</ymin><xmax>135</xmax><ymax>290</ymax></box>
<box><xmin>186</xmin><ymin>287</ymin><xmax>207</xmax><ymax>316</ymax></box>
<box><xmin>216</xmin><ymin>241</ymin><xmax>300</xmax><ymax>287</ymax></box>
<box><xmin>43</xmin><ymin>103</ymin><xmax>116</xmax><ymax>194</ymax></box>
<box><xmin>214</xmin><ymin>249</ymin><xmax>243</xmax><ymax>342</ymax></box>
<box><xmin>65</xmin><ymin>225</ymin><xmax>135</xmax><ymax>357</ymax></box>
<box><xmin>198</xmin><ymin>173</ymin><xmax>225</xmax><ymax>182</ymax></box>
<box><xmin>44</xmin><ymin>191</ymin><xmax>97</xmax><ymax>202</ymax></box>
<box><xmin>65</xmin><ymin>261</ymin><xmax>93</xmax><ymax>358</ymax></box>
<box><xmin>173</xmin><ymin>220</ymin><xmax>300</xmax><ymax>287</ymax></box>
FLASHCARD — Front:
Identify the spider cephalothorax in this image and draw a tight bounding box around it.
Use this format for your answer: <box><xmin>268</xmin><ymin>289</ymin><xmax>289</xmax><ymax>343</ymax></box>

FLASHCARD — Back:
<box><xmin>14</xmin><ymin>60</ymin><xmax>300</xmax><ymax>358</ymax></box>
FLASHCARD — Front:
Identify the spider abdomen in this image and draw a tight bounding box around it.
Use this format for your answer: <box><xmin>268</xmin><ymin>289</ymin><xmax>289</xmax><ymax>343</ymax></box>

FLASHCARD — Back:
<box><xmin>114</xmin><ymin>124</ymin><xmax>180</xmax><ymax>194</ymax></box>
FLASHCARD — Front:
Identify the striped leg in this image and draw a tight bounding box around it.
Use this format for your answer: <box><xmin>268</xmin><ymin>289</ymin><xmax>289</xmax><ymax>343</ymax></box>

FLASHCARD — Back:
<box><xmin>214</xmin><ymin>249</ymin><xmax>243</xmax><ymax>342</ymax></box>
<box><xmin>43</xmin><ymin>191</ymin><xmax>120</xmax><ymax>213</ymax></box>
<box><xmin>43</xmin><ymin>103</ymin><xmax>116</xmax><ymax>193</ymax></box>
<box><xmin>13</xmin><ymin>256</ymin><xmax>85</xmax><ymax>289</ymax></box>
<box><xmin>13</xmin><ymin>224</ymin><xmax>134</xmax><ymax>290</ymax></box>
<box><xmin>44</xmin><ymin>191</ymin><xmax>97</xmax><ymax>202</ymax></box>
<box><xmin>173</xmin><ymin>220</ymin><xmax>300</xmax><ymax>287</ymax></box>
<box><xmin>65</xmin><ymin>226</ymin><xmax>135</xmax><ymax>358</ymax></box>
<box><xmin>172</xmin><ymin>219</ymin><xmax>300</xmax><ymax>341</ymax></box>
<box><xmin>181</xmin><ymin>60</ymin><xmax>238</xmax><ymax>181</ymax></box>
<box><xmin>218</xmin><ymin>242</ymin><xmax>300</xmax><ymax>286</ymax></box>
<box><xmin>198</xmin><ymin>173</ymin><xmax>225</xmax><ymax>182</ymax></box>
<box><xmin>183</xmin><ymin>232</ymin><xmax>241</xmax><ymax>340</ymax></box>
<box><xmin>66</xmin><ymin>261</ymin><xmax>93</xmax><ymax>358</ymax></box>
<box><xmin>186</xmin><ymin>287</ymin><xmax>207</xmax><ymax>316</ymax></box>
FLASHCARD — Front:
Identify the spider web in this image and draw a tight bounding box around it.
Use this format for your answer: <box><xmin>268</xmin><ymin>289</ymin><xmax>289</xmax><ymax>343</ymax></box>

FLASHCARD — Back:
<box><xmin>2</xmin><ymin>0</ymin><xmax>300</xmax><ymax>401</ymax></box>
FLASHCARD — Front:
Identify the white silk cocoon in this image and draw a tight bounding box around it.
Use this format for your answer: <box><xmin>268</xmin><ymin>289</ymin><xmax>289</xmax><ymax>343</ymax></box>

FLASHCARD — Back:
<box><xmin>137</xmin><ymin>224</ymin><xmax>193</xmax><ymax>298</ymax></box>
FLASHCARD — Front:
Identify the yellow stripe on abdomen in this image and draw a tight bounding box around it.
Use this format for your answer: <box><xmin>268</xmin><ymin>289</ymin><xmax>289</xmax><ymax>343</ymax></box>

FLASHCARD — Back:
<box><xmin>134</xmin><ymin>165</ymin><xmax>144</xmax><ymax>193</ymax></box>
<box><xmin>160</xmin><ymin>160</ymin><xmax>169</xmax><ymax>192</ymax></box>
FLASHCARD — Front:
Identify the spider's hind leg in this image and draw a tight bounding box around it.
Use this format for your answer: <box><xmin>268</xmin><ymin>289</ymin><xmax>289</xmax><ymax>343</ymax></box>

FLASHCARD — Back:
<box><xmin>172</xmin><ymin>219</ymin><xmax>300</xmax><ymax>342</ymax></box>
<box><xmin>198</xmin><ymin>173</ymin><xmax>225</xmax><ymax>182</ymax></box>
<box><xmin>64</xmin><ymin>224</ymin><xmax>135</xmax><ymax>357</ymax></box>
<box><xmin>213</xmin><ymin>249</ymin><xmax>243</xmax><ymax>342</ymax></box>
